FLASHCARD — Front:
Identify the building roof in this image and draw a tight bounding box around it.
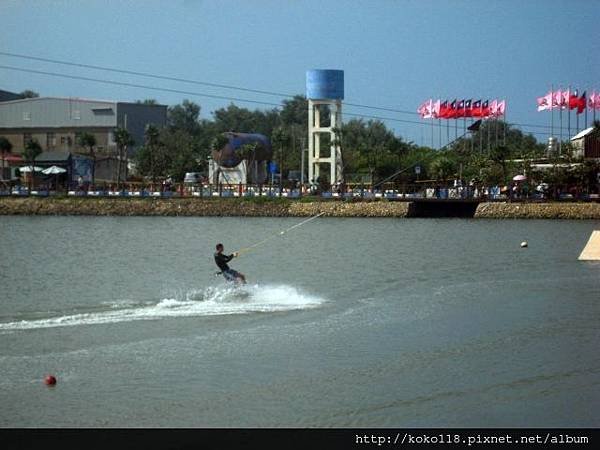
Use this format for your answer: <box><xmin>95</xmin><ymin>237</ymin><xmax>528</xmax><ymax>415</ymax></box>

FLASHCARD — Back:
<box><xmin>0</xmin><ymin>96</ymin><xmax>116</xmax><ymax>105</ymax></box>
<box><xmin>0</xmin><ymin>89</ymin><xmax>22</xmax><ymax>102</ymax></box>
<box><xmin>0</xmin><ymin>96</ymin><xmax>166</xmax><ymax>106</ymax></box>
<box><xmin>0</xmin><ymin>153</ymin><xmax>23</xmax><ymax>162</ymax></box>
<box><xmin>0</xmin><ymin>96</ymin><xmax>167</xmax><ymax>130</ymax></box>
<box><xmin>571</xmin><ymin>127</ymin><xmax>595</xmax><ymax>141</ymax></box>
<box><xmin>36</xmin><ymin>151</ymin><xmax>72</xmax><ymax>162</ymax></box>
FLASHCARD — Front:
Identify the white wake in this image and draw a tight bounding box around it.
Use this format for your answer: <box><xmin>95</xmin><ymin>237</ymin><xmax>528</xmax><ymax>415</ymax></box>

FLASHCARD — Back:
<box><xmin>0</xmin><ymin>284</ymin><xmax>324</xmax><ymax>331</ymax></box>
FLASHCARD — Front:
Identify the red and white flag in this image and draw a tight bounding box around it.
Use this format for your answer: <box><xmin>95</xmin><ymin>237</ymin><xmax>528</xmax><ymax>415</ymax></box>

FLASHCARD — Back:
<box><xmin>560</xmin><ymin>89</ymin><xmax>570</xmax><ymax>108</ymax></box>
<box><xmin>496</xmin><ymin>100</ymin><xmax>506</xmax><ymax>116</ymax></box>
<box><xmin>568</xmin><ymin>89</ymin><xmax>581</xmax><ymax>110</ymax></box>
<box><xmin>417</xmin><ymin>99</ymin><xmax>434</xmax><ymax>119</ymax></box>
<box><xmin>432</xmin><ymin>99</ymin><xmax>441</xmax><ymax>118</ymax></box>
<box><xmin>438</xmin><ymin>100</ymin><xmax>449</xmax><ymax>119</ymax></box>
<box><xmin>537</xmin><ymin>92</ymin><xmax>552</xmax><ymax>111</ymax></box>
<box><xmin>481</xmin><ymin>100</ymin><xmax>490</xmax><ymax>118</ymax></box>
<box><xmin>577</xmin><ymin>91</ymin><xmax>586</xmax><ymax>114</ymax></box>
<box><xmin>489</xmin><ymin>99</ymin><xmax>498</xmax><ymax>117</ymax></box>
<box><xmin>551</xmin><ymin>91</ymin><xmax>562</xmax><ymax>108</ymax></box>
<box><xmin>589</xmin><ymin>91</ymin><xmax>600</xmax><ymax>110</ymax></box>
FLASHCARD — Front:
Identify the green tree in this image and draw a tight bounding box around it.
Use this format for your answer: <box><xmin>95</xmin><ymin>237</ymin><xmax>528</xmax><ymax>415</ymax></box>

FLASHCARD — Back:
<box><xmin>280</xmin><ymin>96</ymin><xmax>308</xmax><ymax>128</ymax></box>
<box><xmin>168</xmin><ymin>100</ymin><xmax>201</xmax><ymax>135</ymax></box>
<box><xmin>114</xmin><ymin>128</ymin><xmax>134</xmax><ymax>188</ymax></box>
<box><xmin>135</xmin><ymin>126</ymin><xmax>168</xmax><ymax>182</ymax></box>
<box><xmin>210</xmin><ymin>134</ymin><xmax>230</xmax><ymax>153</ymax></box>
<box><xmin>0</xmin><ymin>136</ymin><xmax>13</xmax><ymax>180</ymax></box>
<box><xmin>22</xmin><ymin>139</ymin><xmax>42</xmax><ymax>190</ymax></box>
<box><xmin>163</xmin><ymin>129</ymin><xmax>202</xmax><ymax>181</ymax></box>
<box><xmin>488</xmin><ymin>145</ymin><xmax>510</xmax><ymax>184</ymax></box>
<box><xmin>238</xmin><ymin>142</ymin><xmax>258</xmax><ymax>161</ymax></box>
<box><xmin>339</xmin><ymin>119</ymin><xmax>409</xmax><ymax>184</ymax></box>
<box><xmin>144</xmin><ymin>124</ymin><xmax>162</xmax><ymax>183</ymax></box>
<box><xmin>429</xmin><ymin>156</ymin><xmax>457</xmax><ymax>182</ymax></box>
<box><xmin>135</xmin><ymin>99</ymin><xmax>158</xmax><ymax>105</ymax></box>
<box><xmin>19</xmin><ymin>90</ymin><xmax>39</xmax><ymax>99</ymax></box>
<box><xmin>271</xmin><ymin>127</ymin><xmax>291</xmax><ymax>188</ymax></box>
<box><xmin>78</xmin><ymin>132</ymin><xmax>97</xmax><ymax>185</ymax></box>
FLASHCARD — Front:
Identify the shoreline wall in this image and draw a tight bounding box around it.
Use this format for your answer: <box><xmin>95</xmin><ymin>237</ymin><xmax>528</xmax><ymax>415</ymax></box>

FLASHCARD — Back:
<box><xmin>0</xmin><ymin>197</ymin><xmax>599</xmax><ymax>219</ymax></box>
<box><xmin>0</xmin><ymin>197</ymin><xmax>411</xmax><ymax>218</ymax></box>
<box><xmin>473</xmin><ymin>202</ymin><xmax>600</xmax><ymax>220</ymax></box>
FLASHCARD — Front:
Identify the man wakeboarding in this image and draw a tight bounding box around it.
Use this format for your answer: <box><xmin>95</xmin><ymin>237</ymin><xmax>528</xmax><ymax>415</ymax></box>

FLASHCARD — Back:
<box><xmin>214</xmin><ymin>243</ymin><xmax>247</xmax><ymax>284</ymax></box>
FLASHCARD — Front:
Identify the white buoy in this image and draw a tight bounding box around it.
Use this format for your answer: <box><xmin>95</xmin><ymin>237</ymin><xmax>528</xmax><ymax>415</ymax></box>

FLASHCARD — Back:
<box><xmin>521</xmin><ymin>241</ymin><xmax>528</xmax><ymax>248</ymax></box>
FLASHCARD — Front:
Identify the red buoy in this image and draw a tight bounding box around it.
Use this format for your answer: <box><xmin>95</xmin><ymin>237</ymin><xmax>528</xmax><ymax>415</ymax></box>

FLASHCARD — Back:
<box><xmin>44</xmin><ymin>375</ymin><xmax>57</xmax><ymax>386</ymax></box>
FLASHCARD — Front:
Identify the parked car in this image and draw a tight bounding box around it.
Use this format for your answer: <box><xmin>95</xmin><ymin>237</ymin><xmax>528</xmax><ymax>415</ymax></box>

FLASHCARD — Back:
<box><xmin>184</xmin><ymin>172</ymin><xmax>203</xmax><ymax>183</ymax></box>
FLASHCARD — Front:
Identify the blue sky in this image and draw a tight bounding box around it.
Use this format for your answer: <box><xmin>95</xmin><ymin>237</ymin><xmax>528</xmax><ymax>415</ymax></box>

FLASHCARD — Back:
<box><xmin>0</xmin><ymin>0</ymin><xmax>598</xmax><ymax>145</ymax></box>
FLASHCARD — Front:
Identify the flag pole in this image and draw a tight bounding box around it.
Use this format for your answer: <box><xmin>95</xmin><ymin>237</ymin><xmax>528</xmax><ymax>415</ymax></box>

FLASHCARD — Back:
<box><xmin>494</xmin><ymin>102</ymin><xmax>498</xmax><ymax>149</ymax></box>
<box><xmin>502</xmin><ymin>104</ymin><xmax>506</xmax><ymax>147</ymax></box>
<box><xmin>559</xmin><ymin>86</ymin><xmax>563</xmax><ymax>156</ymax></box>
<box><xmin>584</xmin><ymin>90</ymin><xmax>588</xmax><ymax>129</ymax></box>
<box><xmin>470</xmin><ymin>117</ymin><xmax>474</xmax><ymax>153</ymax></box>
<box><xmin>480</xmin><ymin>119</ymin><xmax>483</xmax><ymax>153</ymax></box>
<box><xmin>551</xmin><ymin>84</ymin><xmax>554</xmax><ymax>141</ymax></box>
<box><xmin>455</xmin><ymin>117</ymin><xmax>457</xmax><ymax>141</ymax></box>
<box><xmin>487</xmin><ymin>117</ymin><xmax>490</xmax><ymax>152</ymax></box>
<box><xmin>463</xmin><ymin>110</ymin><xmax>467</xmax><ymax>154</ymax></box>
<box><xmin>594</xmin><ymin>90</ymin><xmax>597</xmax><ymax>124</ymax></box>
<box><xmin>431</xmin><ymin>115</ymin><xmax>434</xmax><ymax>149</ymax></box>
<box><xmin>567</xmin><ymin>85</ymin><xmax>571</xmax><ymax>139</ymax></box>
<box><xmin>446</xmin><ymin>113</ymin><xmax>449</xmax><ymax>147</ymax></box>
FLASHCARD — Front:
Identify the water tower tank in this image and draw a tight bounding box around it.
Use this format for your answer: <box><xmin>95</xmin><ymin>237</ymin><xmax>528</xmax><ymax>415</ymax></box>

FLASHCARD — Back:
<box><xmin>306</xmin><ymin>69</ymin><xmax>344</xmax><ymax>100</ymax></box>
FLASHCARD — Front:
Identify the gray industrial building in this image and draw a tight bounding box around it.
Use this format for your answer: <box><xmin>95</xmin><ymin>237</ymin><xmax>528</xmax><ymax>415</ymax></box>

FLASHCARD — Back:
<box><xmin>0</xmin><ymin>89</ymin><xmax>22</xmax><ymax>102</ymax></box>
<box><xmin>0</xmin><ymin>96</ymin><xmax>167</xmax><ymax>155</ymax></box>
<box><xmin>0</xmin><ymin>96</ymin><xmax>167</xmax><ymax>183</ymax></box>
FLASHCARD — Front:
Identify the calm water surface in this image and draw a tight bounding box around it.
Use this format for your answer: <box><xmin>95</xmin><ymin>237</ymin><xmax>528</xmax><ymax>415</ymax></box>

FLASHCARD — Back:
<box><xmin>0</xmin><ymin>216</ymin><xmax>599</xmax><ymax>427</ymax></box>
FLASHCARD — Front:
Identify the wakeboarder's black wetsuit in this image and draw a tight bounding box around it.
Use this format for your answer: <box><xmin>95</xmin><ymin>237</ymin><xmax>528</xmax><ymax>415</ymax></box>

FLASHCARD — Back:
<box><xmin>214</xmin><ymin>252</ymin><xmax>234</xmax><ymax>272</ymax></box>
<box><xmin>214</xmin><ymin>251</ymin><xmax>246</xmax><ymax>283</ymax></box>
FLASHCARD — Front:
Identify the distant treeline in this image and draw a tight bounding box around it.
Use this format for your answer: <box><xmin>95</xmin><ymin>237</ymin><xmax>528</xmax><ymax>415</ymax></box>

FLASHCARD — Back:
<box><xmin>130</xmin><ymin>96</ymin><xmax>596</xmax><ymax>191</ymax></box>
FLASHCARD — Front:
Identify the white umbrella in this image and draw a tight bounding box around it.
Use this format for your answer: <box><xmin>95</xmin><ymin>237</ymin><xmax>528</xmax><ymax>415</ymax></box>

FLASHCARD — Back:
<box><xmin>19</xmin><ymin>166</ymin><xmax>44</xmax><ymax>172</ymax></box>
<box><xmin>512</xmin><ymin>174</ymin><xmax>527</xmax><ymax>181</ymax></box>
<box><xmin>42</xmin><ymin>165</ymin><xmax>67</xmax><ymax>191</ymax></box>
<box><xmin>42</xmin><ymin>166</ymin><xmax>67</xmax><ymax>175</ymax></box>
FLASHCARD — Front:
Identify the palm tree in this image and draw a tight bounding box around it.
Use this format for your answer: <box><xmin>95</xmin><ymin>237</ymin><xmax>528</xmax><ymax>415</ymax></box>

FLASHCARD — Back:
<box><xmin>429</xmin><ymin>156</ymin><xmax>456</xmax><ymax>182</ymax></box>
<box><xmin>489</xmin><ymin>145</ymin><xmax>509</xmax><ymax>184</ymax></box>
<box><xmin>22</xmin><ymin>140</ymin><xmax>42</xmax><ymax>191</ymax></box>
<box><xmin>239</xmin><ymin>142</ymin><xmax>258</xmax><ymax>183</ymax></box>
<box><xmin>114</xmin><ymin>128</ymin><xmax>134</xmax><ymax>189</ymax></box>
<box><xmin>0</xmin><ymin>136</ymin><xmax>13</xmax><ymax>181</ymax></box>
<box><xmin>144</xmin><ymin>124</ymin><xmax>160</xmax><ymax>184</ymax></box>
<box><xmin>78</xmin><ymin>132</ymin><xmax>97</xmax><ymax>186</ymax></box>
<box><xmin>210</xmin><ymin>134</ymin><xmax>230</xmax><ymax>153</ymax></box>
<box><xmin>271</xmin><ymin>126</ymin><xmax>290</xmax><ymax>192</ymax></box>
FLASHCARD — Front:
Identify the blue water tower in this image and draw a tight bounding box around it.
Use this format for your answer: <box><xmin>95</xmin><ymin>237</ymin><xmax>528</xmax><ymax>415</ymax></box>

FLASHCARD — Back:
<box><xmin>305</xmin><ymin>70</ymin><xmax>345</xmax><ymax>186</ymax></box>
<box><xmin>306</xmin><ymin>69</ymin><xmax>344</xmax><ymax>100</ymax></box>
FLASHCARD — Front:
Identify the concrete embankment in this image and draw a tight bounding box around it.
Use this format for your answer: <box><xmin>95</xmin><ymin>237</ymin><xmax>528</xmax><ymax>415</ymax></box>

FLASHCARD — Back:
<box><xmin>0</xmin><ymin>197</ymin><xmax>411</xmax><ymax>217</ymax></box>
<box><xmin>0</xmin><ymin>197</ymin><xmax>599</xmax><ymax>219</ymax></box>
<box><xmin>474</xmin><ymin>202</ymin><xmax>600</xmax><ymax>220</ymax></box>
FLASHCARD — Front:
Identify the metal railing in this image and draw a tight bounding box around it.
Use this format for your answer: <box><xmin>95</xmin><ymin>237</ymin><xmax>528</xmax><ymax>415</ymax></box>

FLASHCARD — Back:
<box><xmin>1</xmin><ymin>181</ymin><xmax>598</xmax><ymax>202</ymax></box>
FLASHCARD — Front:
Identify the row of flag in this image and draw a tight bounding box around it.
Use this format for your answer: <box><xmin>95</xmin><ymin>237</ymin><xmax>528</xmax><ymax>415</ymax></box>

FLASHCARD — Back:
<box><xmin>417</xmin><ymin>99</ymin><xmax>506</xmax><ymax>120</ymax></box>
<box><xmin>537</xmin><ymin>89</ymin><xmax>600</xmax><ymax>114</ymax></box>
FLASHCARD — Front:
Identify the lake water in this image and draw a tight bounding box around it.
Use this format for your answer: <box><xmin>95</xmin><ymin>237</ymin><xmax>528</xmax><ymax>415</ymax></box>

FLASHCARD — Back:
<box><xmin>0</xmin><ymin>216</ymin><xmax>599</xmax><ymax>427</ymax></box>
